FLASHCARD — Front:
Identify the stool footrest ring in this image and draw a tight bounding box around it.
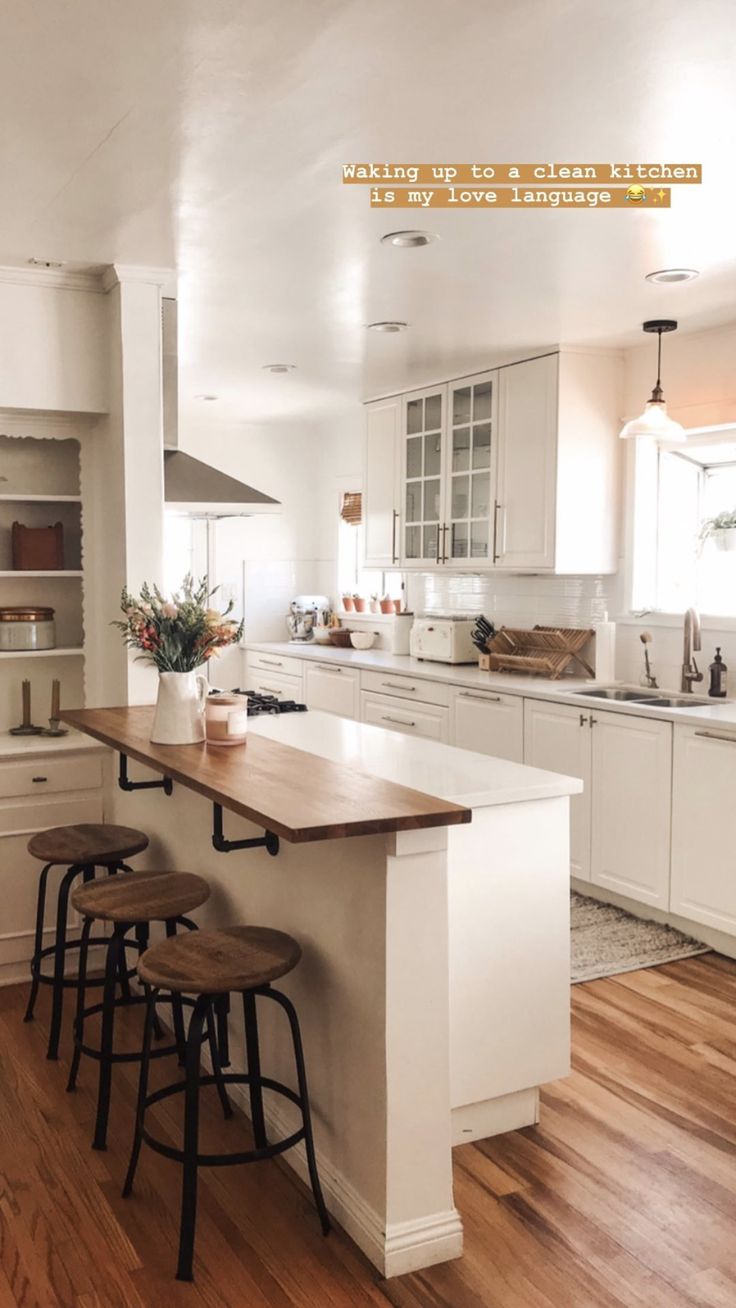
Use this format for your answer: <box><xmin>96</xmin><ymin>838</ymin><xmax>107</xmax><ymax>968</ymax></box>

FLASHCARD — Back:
<box><xmin>142</xmin><ymin>1072</ymin><xmax>304</xmax><ymax>1167</ymax></box>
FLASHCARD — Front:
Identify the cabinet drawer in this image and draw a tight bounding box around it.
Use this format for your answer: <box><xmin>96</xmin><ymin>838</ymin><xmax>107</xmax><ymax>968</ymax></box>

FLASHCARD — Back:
<box><xmin>246</xmin><ymin>649</ymin><xmax>305</xmax><ymax>677</ymax></box>
<box><xmin>0</xmin><ymin>795</ymin><xmax>103</xmax><ymax>838</ymax></box>
<box><xmin>361</xmin><ymin>690</ymin><xmax>449</xmax><ymax>742</ymax></box>
<box><xmin>245</xmin><ymin>668</ymin><xmax>303</xmax><ymax>701</ymax></box>
<box><xmin>450</xmin><ymin>688</ymin><xmax>523</xmax><ymax>762</ymax></box>
<box><xmin>305</xmin><ymin>663</ymin><xmax>359</xmax><ymax>719</ymax></box>
<box><xmin>0</xmin><ymin>754</ymin><xmax>103</xmax><ymax>800</ymax></box>
<box><xmin>360</xmin><ymin>668</ymin><xmax>451</xmax><ymax>707</ymax></box>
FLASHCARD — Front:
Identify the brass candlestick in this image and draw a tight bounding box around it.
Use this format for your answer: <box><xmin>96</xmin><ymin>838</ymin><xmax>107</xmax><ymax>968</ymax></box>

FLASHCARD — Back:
<box><xmin>42</xmin><ymin>677</ymin><xmax>68</xmax><ymax>736</ymax></box>
<box><xmin>10</xmin><ymin>679</ymin><xmax>43</xmax><ymax>736</ymax></box>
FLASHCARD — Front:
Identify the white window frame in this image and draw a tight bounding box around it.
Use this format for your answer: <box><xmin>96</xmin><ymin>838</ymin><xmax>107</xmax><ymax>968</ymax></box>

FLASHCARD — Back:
<box><xmin>625</xmin><ymin>425</ymin><xmax>736</xmax><ymax>630</ymax></box>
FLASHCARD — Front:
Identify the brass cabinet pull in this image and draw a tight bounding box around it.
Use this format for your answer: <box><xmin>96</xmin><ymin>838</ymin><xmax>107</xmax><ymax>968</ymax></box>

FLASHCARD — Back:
<box><xmin>382</xmin><ymin>681</ymin><xmax>416</xmax><ymax>691</ymax></box>
<box><xmin>392</xmin><ymin>510</ymin><xmax>399</xmax><ymax>564</ymax></box>
<box><xmin>579</xmin><ymin>714</ymin><xmax>588</xmax><ymax>726</ymax></box>
<box><xmin>317</xmin><ymin>665</ymin><xmax>343</xmax><ymax>674</ymax></box>
<box><xmin>435</xmin><ymin>525</ymin><xmax>441</xmax><ymax>565</ymax></box>
<box><xmin>382</xmin><ymin>715</ymin><xmax>416</xmax><ymax>728</ymax></box>
<box><xmin>31</xmin><ymin>775</ymin><xmax>48</xmax><ymax>783</ymax></box>
<box><xmin>260</xmin><ymin>658</ymin><xmax>283</xmax><ymax>667</ymax></box>
<box><xmin>695</xmin><ymin>729</ymin><xmax>736</xmax><ymax>743</ymax></box>
<box><xmin>258</xmin><ymin>686</ymin><xmax>283</xmax><ymax>696</ymax></box>
<box><xmin>441</xmin><ymin>523</ymin><xmax>449</xmax><ymax>563</ymax></box>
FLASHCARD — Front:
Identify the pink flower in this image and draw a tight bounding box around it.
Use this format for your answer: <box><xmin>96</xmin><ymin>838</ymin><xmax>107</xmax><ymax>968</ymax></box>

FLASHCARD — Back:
<box><xmin>162</xmin><ymin>601</ymin><xmax>178</xmax><ymax>619</ymax></box>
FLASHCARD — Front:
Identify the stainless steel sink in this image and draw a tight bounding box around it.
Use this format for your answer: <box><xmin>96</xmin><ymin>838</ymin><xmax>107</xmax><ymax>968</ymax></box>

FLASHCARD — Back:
<box><xmin>574</xmin><ymin>688</ymin><xmax>660</xmax><ymax>702</ymax></box>
<box><xmin>571</xmin><ymin>686</ymin><xmax>715</xmax><ymax>708</ymax></box>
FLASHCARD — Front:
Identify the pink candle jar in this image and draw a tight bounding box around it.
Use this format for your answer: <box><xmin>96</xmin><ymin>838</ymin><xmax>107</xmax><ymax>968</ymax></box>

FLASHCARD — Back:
<box><xmin>205</xmin><ymin>694</ymin><xmax>248</xmax><ymax>746</ymax></box>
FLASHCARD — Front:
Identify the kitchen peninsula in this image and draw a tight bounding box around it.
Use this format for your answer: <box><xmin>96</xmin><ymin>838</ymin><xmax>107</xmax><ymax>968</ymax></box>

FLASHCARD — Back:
<box><xmin>62</xmin><ymin>704</ymin><xmax>580</xmax><ymax>1277</ymax></box>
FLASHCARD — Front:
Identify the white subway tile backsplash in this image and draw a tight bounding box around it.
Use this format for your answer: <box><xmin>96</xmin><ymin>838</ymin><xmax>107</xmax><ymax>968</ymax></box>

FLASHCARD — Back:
<box><xmin>408</xmin><ymin>572</ymin><xmax>616</xmax><ymax>630</ymax></box>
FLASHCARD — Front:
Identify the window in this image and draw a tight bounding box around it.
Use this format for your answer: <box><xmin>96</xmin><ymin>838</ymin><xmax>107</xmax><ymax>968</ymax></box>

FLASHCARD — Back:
<box><xmin>631</xmin><ymin>428</ymin><xmax>736</xmax><ymax>617</ymax></box>
<box><xmin>337</xmin><ymin>492</ymin><xmax>404</xmax><ymax>603</ymax></box>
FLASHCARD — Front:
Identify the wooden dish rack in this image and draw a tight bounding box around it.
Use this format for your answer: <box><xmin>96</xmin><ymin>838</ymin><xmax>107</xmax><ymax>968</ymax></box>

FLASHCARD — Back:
<box><xmin>481</xmin><ymin>626</ymin><xmax>595</xmax><ymax>679</ymax></box>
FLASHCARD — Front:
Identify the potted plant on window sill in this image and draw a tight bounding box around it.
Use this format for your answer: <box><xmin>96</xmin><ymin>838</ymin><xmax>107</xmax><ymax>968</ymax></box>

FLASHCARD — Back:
<box><xmin>699</xmin><ymin>510</ymin><xmax>736</xmax><ymax>552</ymax></box>
<box><xmin>113</xmin><ymin>576</ymin><xmax>244</xmax><ymax>744</ymax></box>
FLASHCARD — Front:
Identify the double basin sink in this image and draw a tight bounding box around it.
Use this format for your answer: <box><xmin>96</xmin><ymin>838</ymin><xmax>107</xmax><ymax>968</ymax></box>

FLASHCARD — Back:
<box><xmin>570</xmin><ymin>686</ymin><xmax>714</xmax><ymax>709</ymax></box>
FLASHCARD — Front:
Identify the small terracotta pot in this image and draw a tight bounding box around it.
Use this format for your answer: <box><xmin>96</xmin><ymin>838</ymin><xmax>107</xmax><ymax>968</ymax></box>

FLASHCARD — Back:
<box><xmin>393</xmin><ymin>598</ymin><xmax>404</xmax><ymax>614</ymax></box>
<box><xmin>353</xmin><ymin>597</ymin><xmax>367</xmax><ymax>613</ymax></box>
<box><xmin>379</xmin><ymin>599</ymin><xmax>395</xmax><ymax>614</ymax></box>
<box><xmin>342</xmin><ymin>596</ymin><xmax>355</xmax><ymax>612</ymax></box>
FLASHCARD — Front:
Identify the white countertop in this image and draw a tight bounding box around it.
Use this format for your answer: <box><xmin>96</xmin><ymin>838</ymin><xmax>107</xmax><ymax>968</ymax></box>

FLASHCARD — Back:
<box><xmin>0</xmin><ymin>729</ymin><xmax>105</xmax><ymax>759</ymax></box>
<box><xmin>246</xmin><ymin>641</ymin><xmax>736</xmax><ymax>732</ymax></box>
<box><xmin>249</xmin><ymin>710</ymin><xmax>582</xmax><ymax>809</ymax></box>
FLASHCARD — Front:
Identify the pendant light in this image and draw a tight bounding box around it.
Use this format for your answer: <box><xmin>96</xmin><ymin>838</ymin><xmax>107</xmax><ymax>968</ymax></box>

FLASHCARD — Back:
<box><xmin>620</xmin><ymin>319</ymin><xmax>686</xmax><ymax>441</ymax></box>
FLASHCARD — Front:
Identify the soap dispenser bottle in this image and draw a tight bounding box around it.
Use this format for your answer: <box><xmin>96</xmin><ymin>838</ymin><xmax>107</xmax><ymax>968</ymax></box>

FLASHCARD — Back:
<box><xmin>709</xmin><ymin>648</ymin><xmax>728</xmax><ymax>698</ymax></box>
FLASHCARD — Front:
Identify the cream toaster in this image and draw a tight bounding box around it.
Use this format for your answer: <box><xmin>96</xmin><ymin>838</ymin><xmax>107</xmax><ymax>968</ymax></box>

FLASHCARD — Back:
<box><xmin>409</xmin><ymin>616</ymin><xmax>478</xmax><ymax>664</ymax></box>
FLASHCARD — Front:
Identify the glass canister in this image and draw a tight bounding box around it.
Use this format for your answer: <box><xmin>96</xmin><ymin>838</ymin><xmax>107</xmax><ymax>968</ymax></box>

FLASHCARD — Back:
<box><xmin>205</xmin><ymin>693</ymin><xmax>248</xmax><ymax>746</ymax></box>
<box><xmin>0</xmin><ymin>606</ymin><xmax>56</xmax><ymax>650</ymax></box>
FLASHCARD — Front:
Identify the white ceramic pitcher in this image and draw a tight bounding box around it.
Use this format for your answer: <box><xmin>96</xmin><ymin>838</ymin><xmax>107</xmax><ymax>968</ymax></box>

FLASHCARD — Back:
<box><xmin>150</xmin><ymin>670</ymin><xmax>209</xmax><ymax>744</ymax></box>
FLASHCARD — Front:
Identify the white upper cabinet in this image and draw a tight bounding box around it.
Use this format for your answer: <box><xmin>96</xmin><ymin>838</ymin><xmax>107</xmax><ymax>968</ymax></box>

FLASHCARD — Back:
<box><xmin>495</xmin><ymin>355</ymin><xmax>557</xmax><ymax>570</ymax></box>
<box><xmin>446</xmin><ymin>373</ymin><xmax>497</xmax><ymax>566</ymax></box>
<box><xmin>363</xmin><ymin>349</ymin><xmax>622</xmax><ymax>574</ymax></box>
<box><xmin>401</xmin><ymin>385</ymin><xmax>447</xmax><ymax>566</ymax></box>
<box><xmin>363</xmin><ymin>396</ymin><xmax>401</xmax><ymax>569</ymax></box>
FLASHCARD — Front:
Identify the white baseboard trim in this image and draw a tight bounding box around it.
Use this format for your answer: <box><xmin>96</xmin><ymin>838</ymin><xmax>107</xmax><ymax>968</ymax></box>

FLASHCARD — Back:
<box><xmin>196</xmin><ymin>1040</ymin><xmax>463</xmax><ymax>1276</ymax></box>
<box><xmin>452</xmin><ymin>1086</ymin><xmax>539</xmax><ymax>1145</ymax></box>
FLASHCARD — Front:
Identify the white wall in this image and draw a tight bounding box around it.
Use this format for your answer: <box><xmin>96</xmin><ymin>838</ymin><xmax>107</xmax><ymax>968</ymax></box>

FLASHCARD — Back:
<box><xmin>0</xmin><ymin>273</ymin><xmax>108</xmax><ymax>413</ymax></box>
<box><xmin>180</xmin><ymin>415</ymin><xmax>344</xmax><ymax>645</ymax></box>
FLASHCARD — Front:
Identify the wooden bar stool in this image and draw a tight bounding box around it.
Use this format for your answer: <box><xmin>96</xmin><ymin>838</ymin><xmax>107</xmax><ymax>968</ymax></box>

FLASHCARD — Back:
<box><xmin>69</xmin><ymin>869</ymin><xmax>213</xmax><ymax>1152</ymax></box>
<box><xmin>25</xmin><ymin>823</ymin><xmax>149</xmax><ymax>1059</ymax></box>
<box><xmin>123</xmin><ymin>925</ymin><xmax>331</xmax><ymax>1282</ymax></box>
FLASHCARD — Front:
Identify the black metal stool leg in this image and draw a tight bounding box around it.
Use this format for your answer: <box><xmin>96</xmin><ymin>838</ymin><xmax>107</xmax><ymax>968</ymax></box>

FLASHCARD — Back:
<box><xmin>66</xmin><ymin>915</ymin><xmax>92</xmax><ymax>1092</ymax></box>
<box><xmin>215</xmin><ymin>993</ymin><xmax>231</xmax><ymax>1067</ymax></box>
<box><xmin>176</xmin><ymin>994</ymin><xmax>208</xmax><ymax>1282</ymax></box>
<box><xmin>24</xmin><ymin>861</ymin><xmax>52</xmax><ymax>1022</ymax></box>
<box><xmin>206</xmin><ymin>1000</ymin><xmax>233</xmax><ymax>1121</ymax></box>
<box><xmin>47</xmin><ymin>863</ymin><xmax>82</xmax><ymax>1060</ymax></box>
<box><xmin>269</xmin><ymin>989</ymin><xmax>331</xmax><ymax>1236</ymax></box>
<box><xmin>166</xmin><ymin>919</ymin><xmax>187</xmax><ymax>1064</ymax></box>
<box><xmin>242</xmin><ymin>992</ymin><xmax>267</xmax><ymax>1149</ymax></box>
<box><xmin>92</xmin><ymin>924</ymin><xmax>126</xmax><ymax>1150</ymax></box>
<box><xmin>122</xmin><ymin>985</ymin><xmax>157</xmax><ymax>1198</ymax></box>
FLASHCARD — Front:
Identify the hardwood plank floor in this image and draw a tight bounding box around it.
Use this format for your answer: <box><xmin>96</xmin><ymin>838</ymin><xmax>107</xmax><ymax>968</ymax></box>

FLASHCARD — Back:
<box><xmin>1</xmin><ymin>952</ymin><xmax>735</xmax><ymax>1307</ymax></box>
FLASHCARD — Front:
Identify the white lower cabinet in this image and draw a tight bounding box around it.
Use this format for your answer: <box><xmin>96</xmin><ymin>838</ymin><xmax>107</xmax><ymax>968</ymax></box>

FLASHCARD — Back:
<box><xmin>304</xmin><ymin>662</ymin><xmax>359</xmax><ymax>719</ymax></box>
<box><xmin>450</xmin><ymin>687</ymin><xmax>523</xmax><ymax>762</ymax></box>
<box><xmin>361</xmin><ymin>690</ymin><xmax>449</xmax><ymax>742</ymax></box>
<box><xmin>245</xmin><ymin>667</ymin><xmax>304</xmax><ymax>702</ymax></box>
<box><xmin>524</xmin><ymin>700</ymin><xmax>672</xmax><ymax>904</ymax></box>
<box><xmin>670</xmin><ymin>725</ymin><xmax>736</xmax><ymax>932</ymax></box>
<box><xmin>590</xmin><ymin>711</ymin><xmax>672</xmax><ymax>909</ymax></box>
<box><xmin>523</xmin><ymin>700</ymin><xmax>592</xmax><ymax>881</ymax></box>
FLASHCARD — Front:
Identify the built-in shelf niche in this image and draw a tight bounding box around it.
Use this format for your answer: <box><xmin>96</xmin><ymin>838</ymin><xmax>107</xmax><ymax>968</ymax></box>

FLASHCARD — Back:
<box><xmin>0</xmin><ymin>432</ymin><xmax>84</xmax><ymax>731</ymax></box>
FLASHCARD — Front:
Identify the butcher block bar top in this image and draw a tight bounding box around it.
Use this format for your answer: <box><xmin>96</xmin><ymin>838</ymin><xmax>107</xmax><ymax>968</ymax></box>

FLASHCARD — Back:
<box><xmin>60</xmin><ymin>705</ymin><xmax>472</xmax><ymax>843</ymax></box>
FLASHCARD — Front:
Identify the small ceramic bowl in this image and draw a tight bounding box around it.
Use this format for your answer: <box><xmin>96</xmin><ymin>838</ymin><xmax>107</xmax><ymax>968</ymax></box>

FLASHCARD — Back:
<box><xmin>350</xmin><ymin>632</ymin><xmax>376</xmax><ymax>651</ymax></box>
<box><xmin>312</xmin><ymin>626</ymin><xmax>332</xmax><ymax>644</ymax></box>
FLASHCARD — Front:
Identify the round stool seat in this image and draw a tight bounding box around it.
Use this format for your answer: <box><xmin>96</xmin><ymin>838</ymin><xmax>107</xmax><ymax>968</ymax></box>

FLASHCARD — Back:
<box><xmin>28</xmin><ymin>823</ymin><xmax>149</xmax><ymax>866</ymax></box>
<box><xmin>138</xmin><ymin>925</ymin><xmax>301</xmax><ymax>995</ymax></box>
<box><xmin>72</xmin><ymin>870</ymin><xmax>210</xmax><ymax>924</ymax></box>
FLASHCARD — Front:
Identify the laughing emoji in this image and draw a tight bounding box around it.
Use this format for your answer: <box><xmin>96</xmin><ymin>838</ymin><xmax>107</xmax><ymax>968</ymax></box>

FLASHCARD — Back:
<box><xmin>625</xmin><ymin>184</ymin><xmax>647</xmax><ymax>203</ymax></box>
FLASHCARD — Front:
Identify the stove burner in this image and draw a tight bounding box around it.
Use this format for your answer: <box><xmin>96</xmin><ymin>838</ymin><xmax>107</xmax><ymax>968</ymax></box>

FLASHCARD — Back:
<box><xmin>228</xmin><ymin>690</ymin><xmax>308</xmax><ymax>717</ymax></box>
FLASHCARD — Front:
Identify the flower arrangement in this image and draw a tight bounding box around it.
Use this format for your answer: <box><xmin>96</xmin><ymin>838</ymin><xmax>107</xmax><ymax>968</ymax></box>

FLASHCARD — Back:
<box><xmin>114</xmin><ymin>576</ymin><xmax>244</xmax><ymax>672</ymax></box>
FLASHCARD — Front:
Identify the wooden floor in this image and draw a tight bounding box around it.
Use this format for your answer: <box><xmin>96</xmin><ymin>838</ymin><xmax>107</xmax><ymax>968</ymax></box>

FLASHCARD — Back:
<box><xmin>2</xmin><ymin>953</ymin><xmax>736</xmax><ymax>1307</ymax></box>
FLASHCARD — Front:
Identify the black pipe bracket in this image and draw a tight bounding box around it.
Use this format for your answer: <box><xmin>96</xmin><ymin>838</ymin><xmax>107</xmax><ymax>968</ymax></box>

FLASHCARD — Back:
<box><xmin>212</xmin><ymin>803</ymin><xmax>279</xmax><ymax>857</ymax></box>
<box><xmin>119</xmin><ymin>753</ymin><xmax>173</xmax><ymax>796</ymax></box>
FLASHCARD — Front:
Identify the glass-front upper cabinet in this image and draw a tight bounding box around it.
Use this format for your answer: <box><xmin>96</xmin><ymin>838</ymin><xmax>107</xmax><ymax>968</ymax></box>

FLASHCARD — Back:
<box><xmin>401</xmin><ymin>386</ymin><xmax>446</xmax><ymax>565</ymax></box>
<box><xmin>446</xmin><ymin>372</ymin><xmax>497</xmax><ymax>564</ymax></box>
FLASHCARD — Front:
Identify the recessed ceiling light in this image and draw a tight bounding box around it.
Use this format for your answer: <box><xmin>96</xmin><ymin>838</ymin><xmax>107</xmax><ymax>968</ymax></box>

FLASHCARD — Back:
<box><xmin>28</xmin><ymin>257</ymin><xmax>64</xmax><ymax>268</ymax></box>
<box><xmin>194</xmin><ymin>393</ymin><xmax>219</xmax><ymax>401</ymax></box>
<box><xmin>380</xmin><ymin>230</ymin><xmax>437</xmax><ymax>248</ymax></box>
<box><xmin>645</xmin><ymin>268</ymin><xmax>699</xmax><ymax>284</ymax></box>
<box><xmin>262</xmin><ymin>363</ymin><xmax>296</xmax><ymax>374</ymax></box>
<box><xmin>366</xmin><ymin>321</ymin><xmax>409</xmax><ymax>333</ymax></box>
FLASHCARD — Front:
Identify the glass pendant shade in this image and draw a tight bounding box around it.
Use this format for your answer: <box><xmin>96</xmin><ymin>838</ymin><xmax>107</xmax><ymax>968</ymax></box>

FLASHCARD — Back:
<box><xmin>619</xmin><ymin>397</ymin><xmax>686</xmax><ymax>441</ymax></box>
<box><xmin>620</xmin><ymin>319</ymin><xmax>686</xmax><ymax>442</ymax></box>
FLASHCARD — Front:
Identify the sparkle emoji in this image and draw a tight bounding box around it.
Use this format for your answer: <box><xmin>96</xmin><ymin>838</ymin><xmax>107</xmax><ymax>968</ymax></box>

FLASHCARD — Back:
<box><xmin>625</xmin><ymin>184</ymin><xmax>647</xmax><ymax>203</ymax></box>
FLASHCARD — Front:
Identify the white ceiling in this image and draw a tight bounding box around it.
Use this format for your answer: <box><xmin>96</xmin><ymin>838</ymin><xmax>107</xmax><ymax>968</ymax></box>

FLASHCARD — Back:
<box><xmin>1</xmin><ymin>0</ymin><xmax>735</xmax><ymax>423</ymax></box>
